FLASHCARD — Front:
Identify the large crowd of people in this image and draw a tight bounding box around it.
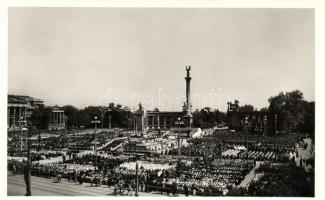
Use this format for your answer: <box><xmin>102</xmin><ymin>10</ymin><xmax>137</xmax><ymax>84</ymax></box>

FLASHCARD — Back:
<box><xmin>7</xmin><ymin>128</ymin><xmax>311</xmax><ymax>196</ymax></box>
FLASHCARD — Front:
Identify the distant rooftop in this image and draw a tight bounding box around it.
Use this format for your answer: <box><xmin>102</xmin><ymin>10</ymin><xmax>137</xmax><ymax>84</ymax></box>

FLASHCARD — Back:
<box><xmin>8</xmin><ymin>94</ymin><xmax>44</xmax><ymax>104</ymax></box>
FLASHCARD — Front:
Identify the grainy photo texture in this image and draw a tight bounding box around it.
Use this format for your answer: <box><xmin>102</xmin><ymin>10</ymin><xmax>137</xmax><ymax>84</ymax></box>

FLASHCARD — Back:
<box><xmin>7</xmin><ymin>8</ymin><xmax>314</xmax><ymax>196</ymax></box>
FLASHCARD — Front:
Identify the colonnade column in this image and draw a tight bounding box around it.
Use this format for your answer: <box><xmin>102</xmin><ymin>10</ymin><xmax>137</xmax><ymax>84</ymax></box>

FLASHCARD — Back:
<box><xmin>18</xmin><ymin>107</ymin><xmax>21</xmax><ymax>123</ymax></box>
<box><xmin>13</xmin><ymin>107</ymin><xmax>16</xmax><ymax>127</ymax></box>
<box><xmin>24</xmin><ymin>107</ymin><xmax>27</xmax><ymax>126</ymax></box>
<box><xmin>164</xmin><ymin>117</ymin><xmax>167</xmax><ymax>128</ymax></box>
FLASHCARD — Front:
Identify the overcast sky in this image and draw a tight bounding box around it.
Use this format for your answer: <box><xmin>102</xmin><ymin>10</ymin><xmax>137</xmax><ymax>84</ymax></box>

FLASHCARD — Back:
<box><xmin>8</xmin><ymin>8</ymin><xmax>314</xmax><ymax>111</ymax></box>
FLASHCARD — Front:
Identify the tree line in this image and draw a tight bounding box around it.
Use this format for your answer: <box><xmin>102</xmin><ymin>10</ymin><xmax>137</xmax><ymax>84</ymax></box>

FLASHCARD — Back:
<box><xmin>31</xmin><ymin>90</ymin><xmax>314</xmax><ymax>135</ymax></box>
<box><xmin>226</xmin><ymin>89</ymin><xmax>314</xmax><ymax>135</ymax></box>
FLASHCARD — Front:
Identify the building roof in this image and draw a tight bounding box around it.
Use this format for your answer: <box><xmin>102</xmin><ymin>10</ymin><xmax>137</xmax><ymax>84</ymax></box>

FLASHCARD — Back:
<box><xmin>8</xmin><ymin>95</ymin><xmax>43</xmax><ymax>104</ymax></box>
<box><xmin>228</xmin><ymin>110</ymin><xmax>271</xmax><ymax>115</ymax></box>
<box><xmin>146</xmin><ymin>111</ymin><xmax>183</xmax><ymax>115</ymax></box>
<box><xmin>49</xmin><ymin>105</ymin><xmax>64</xmax><ymax>111</ymax></box>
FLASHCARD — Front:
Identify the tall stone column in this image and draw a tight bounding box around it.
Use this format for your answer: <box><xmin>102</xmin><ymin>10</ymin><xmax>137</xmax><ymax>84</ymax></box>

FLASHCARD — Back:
<box><xmin>184</xmin><ymin>66</ymin><xmax>193</xmax><ymax>128</ymax></box>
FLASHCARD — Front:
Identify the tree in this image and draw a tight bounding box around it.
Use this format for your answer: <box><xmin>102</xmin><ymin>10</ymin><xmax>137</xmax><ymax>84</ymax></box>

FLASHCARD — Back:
<box><xmin>138</xmin><ymin>102</ymin><xmax>143</xmax><ymax>111</ymax></box>
<box><xmin>260</xmin><ymin>107</ymin><xmax>268</xmax><ymax>112</ymax></box>
<box><xmin>238</xmin><ymin>104</ymin><xmax>254</xmax><ymax>112</ymax></box>
<box><xmin>62</xmin><ymin>105</ymin><xmax>79</xmax><ymax>128</ymax></box>
<box><xmin>83</xmin><ymin>106</ymin><xmax>102</xmax><ymax>128</ymax></box>
<box><xmin>78</xmin><ymin>109</ymin><xmax>90</xmax><ymax>128</ymax></box>
<box><xmin>234</xmin><ymin>99</ymin><xmax>239</xmax><ymax>111</ymax></box>
<box><xmin>30</xmin><ymin>105</ymin><xmax>51</xmax><ymax>130</ymax></box>
<box><xmin>192</xmin><ymin>107</ymin><xmax>219</xmax><ymax>128</ymax></box>
<box><xmin>298</xmin><ymin>101</ymin><xmax>315</xmax><ymax>137</ymax></box>
<box><xmin>214</xmin><ymin>109</ymin><xmax>227</xmax><ymax>124</ymax></box>
<box><xmin>268</xmin><ymin>90</ymin><xmax>310</xmax><ymax>132</ymax></box>
<box><xmin>247</xmin><ymin>163</ymin><xmax>314</xmax><ymax>196</ymax></box>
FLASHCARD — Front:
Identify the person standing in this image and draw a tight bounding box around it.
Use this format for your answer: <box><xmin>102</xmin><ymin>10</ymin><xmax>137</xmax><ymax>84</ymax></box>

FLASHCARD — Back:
<box><xmin>172</xmin><ymin>181</ymin><xmax>177</xmax><ymax>196</ymax></box>
<box><xmin>191</xmin><ymin>183</ymin><xmax>196</xmax><ymax>196</ymax></box>
<box><xmin>184</xmin><ymin>184</ymin><xmax>189</xmax><ymax>197</ymax></box>
<box><xmin>12</xmin><ymin>164</ymin><xmax>16</xmax><ymax>176</ymax></box>
<box><xmin>23</xmin><ymin>161</ymin><xmax>31</xmax><ymax>196</ymax></box>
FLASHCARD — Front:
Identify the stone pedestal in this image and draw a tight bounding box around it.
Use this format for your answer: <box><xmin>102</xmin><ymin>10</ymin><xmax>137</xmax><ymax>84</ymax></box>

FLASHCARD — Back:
<box><xmin>183</xmin><ymin>114</ymin><xmax>193</xmax><ymax>129</ymax></box>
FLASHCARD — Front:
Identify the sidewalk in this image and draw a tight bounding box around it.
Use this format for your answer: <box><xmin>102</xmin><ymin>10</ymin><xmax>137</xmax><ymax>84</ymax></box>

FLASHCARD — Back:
<box><xmin>8</xmin><ymin>173</ymin><xmax>175</xmax><ymax>196</ymax></box>
<box><xmin>238</xmin><ymin>161</ymin><xmax>262</xmax><ymax>188</ymax></box>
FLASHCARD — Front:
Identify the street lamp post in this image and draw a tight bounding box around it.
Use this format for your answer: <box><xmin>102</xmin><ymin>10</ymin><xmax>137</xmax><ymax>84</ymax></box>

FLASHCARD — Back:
<box><xmin>38</xmin><ymin>128</ymin><xmax>41</xmax><ymax>151</ymax></box>
<box><xmin>218</xmin><ymin>88</ymin><xmax>223</xmax><ymax>111</ymax></box>
<box><xmin>133</xmin><ymin>116</ymin><xmax>136</xmax><ymax>135</ymax></box>
<box><xmin>274</xmin><ymin>114</ymin><xmax>277</xmax><ymax>136</ymax></box>
<box><xmin>135</xmin><ymin>162</ymin><xmax>139</xmax><ymax>197</ymax></box>
<box><xmin>91</xmin><ymin>116</ymin><xmax>101</xmax><ymax>155</ymax></box>
<box><xmin>64</xmin><ymin>116</ymin><xmax>68</xmax><ymax>148</ymax></box>
<box><xmin>17</xmin><ymin>117</ymin><xmax>26</xmax><ymax>155</ymax></box>
<box><xmin>98</xmin><ymin>106</ymin><xmax>112</xmax><ymax>129</ymax></box>
<box><xmin>175</xmin><ymin>117</ymin><xmax>184</xmax><ymax>157</ymax></box>
<box><xmin>245</xmin><ymin>115</ymin><xmax>249</xmax><ymax>159</ymax></box>
<box><xmin>24</xmin><ymin>123</ymin><xmax>32</xmax><ymax>196</ymax></box>
<box><xmin>108</xmin><ymin>115</ymin><xmax>112</xmax><ymax>129</ymax></box>
<box><xmin>263</xmin><ymin>115</ymin><xmax>268</xmax><ymax>136</ymax></box>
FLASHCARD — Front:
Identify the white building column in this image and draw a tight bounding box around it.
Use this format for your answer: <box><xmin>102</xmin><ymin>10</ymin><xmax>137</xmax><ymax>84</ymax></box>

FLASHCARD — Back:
<box><xmin>24</xmin><ymin>107</ymin><xmax>27</xmax><ymax>126</ymax></box>
<box><xmin>164</xmin><ymin>117</ymin><xmax>167</xmax><ymax>128</ymax></box>
<box><xmin>13</xmin><ymin>107</ymin><xmax>16</xmax><ymax>127</ymax></box>
<box><xmin>152</xmin><ymin>116</ymin><xmax>155</xmax><ymax>128</ymax></box>
<box><xmin>18</xmin><ymin>107</ymin><xmax>21</xmax><ymax>121</ymax></box>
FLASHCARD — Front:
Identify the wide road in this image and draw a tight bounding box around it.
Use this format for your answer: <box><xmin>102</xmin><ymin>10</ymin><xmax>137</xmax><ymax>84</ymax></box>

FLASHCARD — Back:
<box><xmin>8</xmin><ymin>174</ymin><xmax>165</xmax><ymax>196</ymax></box>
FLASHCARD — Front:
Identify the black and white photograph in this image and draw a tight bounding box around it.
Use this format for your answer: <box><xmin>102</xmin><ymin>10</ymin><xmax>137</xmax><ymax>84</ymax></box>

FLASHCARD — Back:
<box><xmin>4</xmin><ymin>4</ymin><xmax>318</xmax><ymax>197</ymax></box>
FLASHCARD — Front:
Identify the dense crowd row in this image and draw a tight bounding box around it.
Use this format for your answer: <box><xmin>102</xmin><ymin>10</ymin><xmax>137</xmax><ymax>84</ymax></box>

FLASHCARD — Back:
<box><xmin>210</xmin><ymin>131</ymin><xmax>300</xmax><ymax>144</ymax></box>
<box><xmin>8</xmin><ymin>151</ymin><xmax>256</xmax><ymax>196</ymax></box>
<box><xmin>222</xmin><ymin>149</ymin><xmax>291</xmax><ymax>162</ymax></box>
<box><xmin>168</xmin><ymin>142</ymin><xmax>222</xmax><ymax>158</ymax></box>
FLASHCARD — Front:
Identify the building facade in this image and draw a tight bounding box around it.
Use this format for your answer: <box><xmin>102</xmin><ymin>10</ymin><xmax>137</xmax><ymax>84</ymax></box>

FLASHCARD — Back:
<box><xmin>48</xmin><ymin>106</ymin><xmax>66</xmax><ymax>130</ymax></box>
<box><xmin>227</xmin><ymin>111</ymin><xmax>277</xmax><ymax>135</ymax></box>
<box><xmin>7</xmin><ymin>95</ymin><xmax>44</xmax><ymax>131</ymax></box>
<box><xmin>133</xmin><ymin>66</ymin><xmax>193</xmax><ymax>132</ymax></box>
<box><xmin>124</xmin><ymin>137</ymin><xmax>178</xmax><ymax>154</ymax></box>
<box><xmin>134</xmin><ymin>110</ymin><xmax>184</xmax><ymax>132</ymax></box>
